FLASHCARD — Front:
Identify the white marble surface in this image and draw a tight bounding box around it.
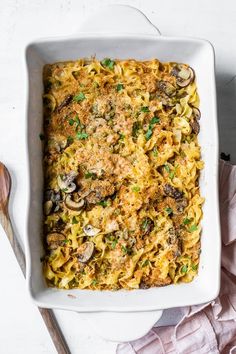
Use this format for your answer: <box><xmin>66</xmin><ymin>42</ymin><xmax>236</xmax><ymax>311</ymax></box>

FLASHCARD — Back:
<box><xmin>0</xmin><ymin>0</ymin><xmax>236</xmax><ymax>353</ymax></box>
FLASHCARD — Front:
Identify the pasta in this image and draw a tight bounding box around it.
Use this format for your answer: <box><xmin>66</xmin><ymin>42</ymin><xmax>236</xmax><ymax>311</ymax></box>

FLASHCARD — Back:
<box><xmin>42</xmin><ymin>57</ymin><xmax>204</xmax><ymax>290</ymax></box>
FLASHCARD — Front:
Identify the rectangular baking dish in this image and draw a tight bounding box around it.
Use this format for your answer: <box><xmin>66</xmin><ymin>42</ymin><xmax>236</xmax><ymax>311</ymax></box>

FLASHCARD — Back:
<box><xmin>25</xmin><ymin>6</ymin><xmax>221</xmax><ymax>315</ymax></box>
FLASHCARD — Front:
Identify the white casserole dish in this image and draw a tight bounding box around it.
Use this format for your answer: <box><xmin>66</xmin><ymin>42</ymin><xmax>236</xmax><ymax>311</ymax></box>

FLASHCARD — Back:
<box><xmin>25</xmin><ymin>5</ymin><xmax>221</xmax><ymax>342</ymax></box>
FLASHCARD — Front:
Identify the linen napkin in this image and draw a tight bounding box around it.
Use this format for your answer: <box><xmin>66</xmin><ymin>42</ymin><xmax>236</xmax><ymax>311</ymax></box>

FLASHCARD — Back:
<box><xmin>117</xmin><ymin>159</ymin><xmax>236</xmax><ymax>354</ymax></box>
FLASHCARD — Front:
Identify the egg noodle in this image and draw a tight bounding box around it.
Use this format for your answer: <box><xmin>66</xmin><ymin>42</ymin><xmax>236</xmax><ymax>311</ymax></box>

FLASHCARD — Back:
<box><xmin>42</xmin><ymin>58</ymin><xmax>204</xmax><ymax>290</ymax></box>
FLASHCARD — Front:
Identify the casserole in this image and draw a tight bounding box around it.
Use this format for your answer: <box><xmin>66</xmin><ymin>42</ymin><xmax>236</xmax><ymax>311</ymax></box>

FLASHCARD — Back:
<box><xmin>42</xmin><ymin>57</ymin><xmax>203</xmax><ymax>291</ymax></box>
<box><xmin>25</xmin><ymin>5</ymin><xmax>221</xmax><ymax>341</ymax></box>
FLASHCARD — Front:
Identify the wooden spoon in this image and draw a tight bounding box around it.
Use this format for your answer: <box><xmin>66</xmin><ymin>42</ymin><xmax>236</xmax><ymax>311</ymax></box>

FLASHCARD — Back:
<box><xmin>0</xmin><ymin>162</ymin><xmax>70</xmax><ymax>354</ymax></box>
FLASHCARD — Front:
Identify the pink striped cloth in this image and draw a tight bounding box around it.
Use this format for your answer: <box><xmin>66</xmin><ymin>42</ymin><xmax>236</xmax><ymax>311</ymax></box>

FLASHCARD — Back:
<box><xmin>117</xmin><ymin>160</ymin><xmax>236</xmax><ymax>354</ymax></box>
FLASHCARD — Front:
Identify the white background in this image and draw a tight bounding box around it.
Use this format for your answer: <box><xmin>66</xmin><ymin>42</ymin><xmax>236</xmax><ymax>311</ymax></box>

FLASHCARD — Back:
<box><xmin>0</xmin><ymin>0</ymin><xmax>236</xmax><ymax>353</ymax></box>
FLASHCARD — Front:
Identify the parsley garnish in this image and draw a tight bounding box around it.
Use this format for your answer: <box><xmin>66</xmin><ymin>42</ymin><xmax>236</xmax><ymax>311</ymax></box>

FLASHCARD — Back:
<box><xmin>116</xmin><ymin>83</ymin><xmax>123</xmax><ymax>92</ymax></box>
<box><xmin>111</xmin><ymin>239</ymin><xmax>118</xmax><ymax>249</ymax></box>
<box><xmin>73</xmin><ymin>92</ymin><xmax>85</xmax><ymax>102</ymax></box>
<box><xmin>153</xmin><ymin>146</ymin><xmax>158</xmax><ymax>157</ymax></box>
<box><xmin>169</xmin><ymin>171</ymin><xmax>175</xmax><ymax>180</ymax></box>
<box><xmin>101</xmin><ymin>58</ymin><xmax>115</xmax><ymax>70</ymax></box>
<box><xmin>141</xmin><ymin>219</ymin><xmax>149</xmax><ymax>230</ymax></box>
<box><xmin>145</xmin><ymin>116</ymin><xmax>160</xmax><ymax>141</ymax></box>
<box><xmin>141</xmin><ymin>106</ymin><xmax>150</xmax><ymax>113</ymax></box>
<box><xmin>132</xmin><ymin>121</ymin><xmax>141</xmax><ymax>137</ymax></box>
<box><xmin>72</xmin><ymin>216</ymin><xmax>78</xmax><ymax>224</ymax></box>
<box><xmin>85</xmin><ymin>171</ymin><xmax>97</xmax><ymax>180</ymax></box>
<box><xmin>69</xmin><ymin>115</ymin><xmax>81</xmax><ymax>130</ymax></box>
<box><xmin>119</xmin><ymin>133</ymin><xmax>125</xmax><ymax>140</ymax></box>
<box><xmin>165</xmin><ymin>207</ymin><xmax>173</xmax><ymax>215</ymax></box>
<box><xmin>183</xmin><ymin>218</ymin><xmax>191</xmax><ymax>225</ymax></box>
<box><xmin>62</xmin><ymin>188</ymin><xmax>68</xmax><ymax>192</ymax></box>
<box><xmin>62</xmin><ymin>239</ymin><xmax>69</xmax><ymax>244</ymax></box>
<box><xmin>150</xmin><ymin>116</ymin><xmax>160</xmax><ymax>125</ymax></box>
<box><xmin>121</xmin><ymin>245</ymin><xmax>131</xmax><ymax>255</ymax></box>
<box><xmin>141</xmin><ymin>218</ymin><xmax>153</xmax><ymax>232</ymax></box>
<box><xmin>142</xmin><ymin>259</ymin><xmax>149</xmax><ymax>267</ymax></box>
<box><xmin>181</xmin><ymin>265</ymin><xmax>188</xmax><ymax>274</ymax></box>
<box><xmin>132</xmin><ymin>185</ymin><xmax>140</xmax><ymax>192</ymax></box>
<box><xmin>164</xmin><ymin>164</ymin><xmax>170</xmax><ymax>173</ymax></box>
<box><xmin>189</xmin><ymin>224</ymin><xmax>198</xmax><ymax>232</ymax></box>
<box><xmin>67</xmin><ymin>136</ymin><xmax>74</xmax><ymax>144</ymax></box>
<box><xmin>145</xmin><ymin>128</ymin><xmax>153</xmax><ymax>141</ymax></box>
<box><xmin>76</xmin><ymin>131</ymin><xmax>88</xmax><ymax>140</ymax></box>
<box><xmin>164</xmin><ymin>164</ymin><xmax>178</xmax><ymax>180</ymax></box>
<box><xmin>98</xmin><ymin>200</ymin><xmax>108</xmax><ymax>207</ymax></box>
<box><xmin>75</xmin><ymin>115</ymin><xmax>80</xmax><ymax>124</ymax></box>
<box><xmin>91</xmin><ymin>279</ymin><xmax>98</xmax><ymax>286</ymax></box>
<box><xmin>192</xmin><ymin>264</ymin><xmax>198</xmax><ymax>271</ymax></box>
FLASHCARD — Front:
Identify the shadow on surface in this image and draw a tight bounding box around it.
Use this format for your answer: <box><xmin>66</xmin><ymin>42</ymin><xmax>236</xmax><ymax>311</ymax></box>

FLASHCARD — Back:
<box><xmin>216</xmin><ymin>72</ymin><xmax>236</xmax><ymax>164</ymax></box>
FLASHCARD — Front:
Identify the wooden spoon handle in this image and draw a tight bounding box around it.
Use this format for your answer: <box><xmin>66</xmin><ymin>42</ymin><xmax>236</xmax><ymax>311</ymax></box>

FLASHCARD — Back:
<box><xmin>0</xmin><ymin>210</ymin><xmax>71</xmax><ymax>354</ymax></box>
<box><xmin>0</xmin><ymin>211</ymin><xmax>26</xmax><ymax>275</ymax></box>
<box><xmin>38</xmin><ymin>308</ymin><xmax>70</xmax><ymax>354</ymax></box>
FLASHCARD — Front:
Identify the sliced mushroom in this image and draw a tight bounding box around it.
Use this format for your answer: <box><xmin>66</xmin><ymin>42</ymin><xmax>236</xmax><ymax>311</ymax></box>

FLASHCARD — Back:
<box><xmin>163</xmin><ymin>184</ymin><xmax>183</xmax><ymax>200</ymax></box>
<box><xmin>54</xmin><ymin>218</ymin><xmax>66</xmax><ymax>231</ymax></box>
<box><xmin>43</xmin><ymin>94</ymin><xmax>56</xmax><ymax>113</ymax></box>
<box><xmin>139</xmin><ymin>282</ymin><xmax>150</xmax><ymax>289</ymax></box>
<box><xmin>77</xmin><ymin>241</ymin><xmax>94</xmax><ymax>263</ymax></box>
<box><xmin>156</xmin><ymin>93</ymin><xmax>175</xmax><ymax>108</ymax></box>
<box><xmin>57</xmin><ymin>94</ymin><xmax>73</xmax><ymax>112</ymax></box>
<box><xmin>47</xmin><ymin>136</ymin><xmax>68</xmax><ymax>153</ymax></box>
<box><xmin>58</xmin><ymin>139</ymin><xmax>68</xmax><ymax>150</ymax></box>
<box><xmin>170</xmin><ymin>66</ymin><xmax>180</xmax><ymax>77</ymax></box>
<box><xmin>44</xmin><ymin>189</ymin><xmax>62</xmax><ymax>213</ymax></box>
<box><xmin>168</xmin><ymin>227</ymin><xmax>177</xmax><ymax>244</ymax></box>
<box><xmin>190</xmin><ymin>119</ymin><xmax>200</xmax><ymax>135</ymax></box>
<box><xmin>175</xmin><ymin>198</ymin><xmax>188</xmax><ymax>214</ymax></box>
<box><xmin>65</xmin><ymin>194</ymin><xmax>85</xmax><ymax>211</ymax></box>
<box><xmin>46</xmin><ymin>232</ymin><xmax>66</xmax><ymax>250</ymax></box>
<box><xmin>168</xmin><ymin>228</ymin><xmax>181</xmax><ymax>257</ymax></box>
<box><xmin>54</xmin><ymin>204</ymin><xmax>60</xmax><ymax>212</ymax></box>
<box><xmin>192</xmin><ymin>107</ymin><xmax>201</xmax><ymax>120</ymax></box>
<box><xmin>83</xmin><ymin>224</ymin><xmax>101</xmax><ymax>237</ymax></box>
<box><xmin>157</xmin><ymin>80</ymin><xmax>176</xmax><ymax>97</ymax></box>
<box><xmin>44</xmin><ymin>200</ymin><xmax>53</xmax><ymax>216</ymax></box>
<box><xmin>45</xmin><ymin>189</ymin><xmax>61</xmax><ymax>203</ymax></box>
<box><xmin>57</xmin><ymin>171</ymin><xmax>78</xmax><ymax>193</ymax></box>
<box><xmin>171</xmin><ymin>65</ymin><xmax>195</xmax><ymax>87</ymax></box>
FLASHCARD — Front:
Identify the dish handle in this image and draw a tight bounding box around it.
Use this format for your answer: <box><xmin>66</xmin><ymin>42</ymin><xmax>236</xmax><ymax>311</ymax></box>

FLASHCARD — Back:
<box><xmin>79</xmin><ymin>310</ymin><xmax>163</xmax><ymax>342</ymax></box>
<box><xmin>77</xmin><ymin>5</ymin><xmax>161</xmax><ymax>36</ymax></box>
